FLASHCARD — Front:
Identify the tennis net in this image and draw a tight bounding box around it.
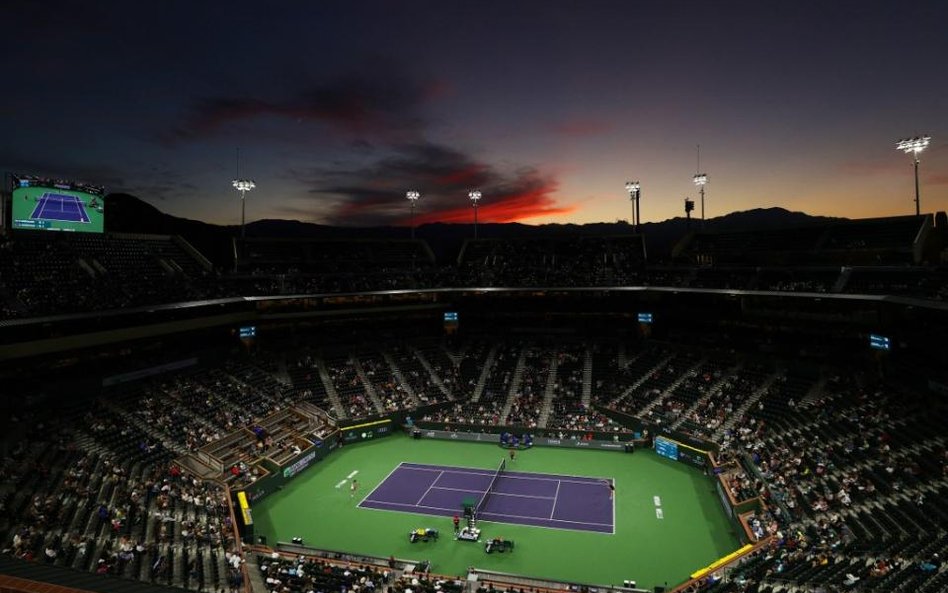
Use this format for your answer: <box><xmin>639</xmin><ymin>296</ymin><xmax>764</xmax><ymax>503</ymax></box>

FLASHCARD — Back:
<box><xmin>475</xmin><ymin>458</ymin><xmax>507</xmax><ymax>515</ymax></box>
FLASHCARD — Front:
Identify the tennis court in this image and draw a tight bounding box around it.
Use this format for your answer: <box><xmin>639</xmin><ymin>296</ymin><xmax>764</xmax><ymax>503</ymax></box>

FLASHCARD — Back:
<box><xmin>359</xmin><ymin>461</ymin><xmax>614</xmax><ymax>533</ymax></box>
<box><xmin>251</xmin><ymin>435</ymin><xmax>740</xmax><ymax>589</ymax></box>
<box><xmin>30</xmin><ymin>192</ymin><xmax>91</xmax><ymax>223</ymax></box>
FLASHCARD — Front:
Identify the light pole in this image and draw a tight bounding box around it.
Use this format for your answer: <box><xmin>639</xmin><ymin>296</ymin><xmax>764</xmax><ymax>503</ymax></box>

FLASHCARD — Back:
<box><xmin>406</xmin><ymin>190</ymin><xmax>420</xmax><ymax>239</ymax></box>
<box><xmin>896</xmin><ymin>135</ymin><xmax>931</xmax><ymax>216</ymax></box>
<box><xmin>232</xmin><ymin>179</ymin><xmax>256</xmax><ymax>240</ymax></box>
<box><xmin>624</xmin><ymin>181</ymin><xmax>641</xmax><ymax>233</ymax></box>
<box><xmin>693</xmin><ymin>173</ymin><xmax>708</xmax><ymax>227</ymax></box>
<box><xmin>468</xmin><ymin>190</ymin><xmax>482</xmax><ymax>239</ymax></box>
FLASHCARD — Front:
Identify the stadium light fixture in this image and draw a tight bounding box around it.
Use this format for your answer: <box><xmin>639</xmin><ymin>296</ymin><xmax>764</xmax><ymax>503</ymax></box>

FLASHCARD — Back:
<box><xmin>693</xmin><ymin>173</ymin><xmax>708</xmax><ymax>227</ymax></box>
<box><xmin>684</xmin><ymin>197</ymin><xmax>695</xmax><ymax>230</ymax></box>
<box><xmin>624</xmin><ymin>181</ymin><xmax>641</xmax><ymax>233</ymax></box>
<box><xmin>232</xmin><ymin>179</ymin><xmax>256</xmax><ymax>240</ymax></box>
<box><xmin>406</xmin><ymin>190</ymin><xmax>421</xmax><ymax>239</ymax></box>
<box><xmin>469</xmin><ymin>190</ymin><xmax>482</xmax><ymax>239</ymax></box>
<box><xmin>895</xmin><ymin>135</ymin><xmax>931</xmax><ymax>216</ymax></box>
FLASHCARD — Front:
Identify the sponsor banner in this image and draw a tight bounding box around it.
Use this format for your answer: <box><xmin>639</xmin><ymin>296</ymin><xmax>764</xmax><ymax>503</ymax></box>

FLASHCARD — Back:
<box><xmin>417</xmin><ymin>429</ymin><xmax>627</xmax><ymax>451</ymax></box>
<box><xmin>283</xmin><ymin>450</ymin><xmax>318</xmax><ymax>479</ymax></box>
<box><xmin>715</xmin><ymin>480</ymin><xmax>734</xmax><ymax>518</ymax></box>
<box><xmin>343</xmin><ymin>418</ymin><xmax>392</xmax><ymax>442</ymax></box>
<box><xmin>421</xmin><ymin>430</ymin><xmax>499</xmax><ymax>443</ymax></box>
<box><xmin>236</xmin><ymin>491</ymin><xmax>253</xmax><ymax>525</ymax></box>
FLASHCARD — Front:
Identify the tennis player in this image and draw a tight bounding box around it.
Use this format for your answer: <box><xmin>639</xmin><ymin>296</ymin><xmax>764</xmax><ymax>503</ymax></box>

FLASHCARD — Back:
<box><xmin>349</xmin><ymin>479</ymin><xmax>359</xmax><ymax>499</ymax></box>
<box><xmin>605</xmin><ymin>479</ymin><xmax>615</xmax><ymax>499</ymax></box>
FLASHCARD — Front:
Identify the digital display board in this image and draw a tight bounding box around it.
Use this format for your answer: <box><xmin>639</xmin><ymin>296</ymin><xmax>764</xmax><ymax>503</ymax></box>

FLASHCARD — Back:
<box><xmin>11</xmin><ymin>174</ymin><xmax>105</xmax><ymax>233</ymax></box>
<box><xmin>239</xmin><ymin>326</ymin><xmax>257</xmax><ymax>339</ymax></box>
<box><xmin>869</xmin><ymin>334</ymin><xmax>890</xmax><ymax>351</ymax></box>
<box><xmin>638</xmin><ymin>312</ymin><xmax>653</xmax><ymax>324</ymax></box>
<box><xmin>654</xmin><ymin>435</ymin><xmax>708</xmax><ymax>468</ymax></box>
<box><xmin>341</xmin><ymin>418</ymin><xmax>392</xmax><ymax>443</ymax></box>
<box><xmin>654</xmin><ymin>435</ymin><xmax>678</xmax><ymax>460</ymax></box>
<box><xmin>444</xmin><ymin>312</ymin><xmax>458</xmax><ymax>322</ymax></box>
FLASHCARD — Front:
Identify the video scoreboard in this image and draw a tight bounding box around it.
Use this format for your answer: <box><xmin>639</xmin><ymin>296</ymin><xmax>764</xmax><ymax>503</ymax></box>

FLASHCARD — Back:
<box><xmin>654</xmin><ymin>435</ymin><xmax>678</xmax><ymax>460</ymax></box>
<box><xmin>11</xmin><ymin>173</ymin><xmax>106</xmax><ymax>233</ymax></box>
<box><xmin>654</xmin><ymin>435</ymin><xmax>707</xmax><ymax>469</ymax></box>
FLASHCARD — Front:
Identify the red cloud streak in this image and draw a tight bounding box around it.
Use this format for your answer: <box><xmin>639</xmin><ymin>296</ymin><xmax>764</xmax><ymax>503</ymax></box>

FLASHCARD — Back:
<box><xmin>408</xmin><ymin>181</ymin><xmax>576</xmax><ymax>225</ymax></box>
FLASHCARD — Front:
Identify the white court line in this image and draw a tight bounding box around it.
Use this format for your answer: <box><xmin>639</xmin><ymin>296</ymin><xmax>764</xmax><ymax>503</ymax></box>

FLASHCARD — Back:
<box><xmin>355</xmin><ymin>462</ymin><xmax>404</xmax><ymax>506</ymax></box>
<box><xmin>478</xmin><ymin>509</ymin><xmax>612</xmax><ymax>527</ymax></box>
<box><xmin>360</xmin><ymin>462</ymin><xmax>615</xmax><ymax>534</ymax></box>
<box><xmin>431</xmin><ymin>485</ymin><xmax>555</xmax><ymax>500</ymax></box>
<box><xmin>334</xmin><ymin>480</ymin><xmax>347</xmax><ymax>489</ymax></box>
<box><xmin>427</xmin><ymin>485</ymin><xmax>483</xmax><ymax>495</ymax></box>
<box><xmin>550</xmin><ymin>480</ymin><xmax>561</xmax><ymax>519</ymax></box>
<box><xmin>72</xmin><ymin>195</ymin><xmax>89</xmax><ymax>222</ymax></box>
<box><xmin>415</xmin><ymin>471</ymin><xmax>444</xmax><ymax>505</ymax></box>
<box><xmin>612</xmin><ymin>480</ymin><xmax>616</xmax><ymax>535</ymax></box>
<box><xmin>362</xmin><ymin>499</ymin><xmax>456</xmax><ymax>514</ymax></box>
<box><xmin>399</xmin><ymin>461</ymin><xmax>607</xmax><ymax>483</ymax></box>
<box><xmin>35</xmin><ymin>195</ymin><xmax>50</xmax><ymax>218</ymax></box>
<box><xmin>347</xmin><ymin>470</ymin><xmax>359</xmax><ymax>479</ymax></box>
<box><xmin>361</xmin><ymin>499</ymin><xmax>613</xmax><ymax>528</ymax></box>
<box><xmin>402</xmin><ymin>464</ymin><xmax>599</xmax><ymax>486</ymax></box>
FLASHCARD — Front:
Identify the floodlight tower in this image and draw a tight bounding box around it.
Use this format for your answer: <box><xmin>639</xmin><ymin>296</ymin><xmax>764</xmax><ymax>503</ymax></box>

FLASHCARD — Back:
<box><xmin>468</xmin><ymin>190</ymin><xmax>482</xmax><ymax>239</ymax></box>
<box><xmin>232</xmin><ymin>179</ymin><xmax>256</xmax><ymax>240</ymax></box>
<box><xmin>693</xmin><ymin>173</ymin><xmax>708</xmax><ymax>227</ymax></box>
<box><xmin>232</xmin><ymin>147</ymin><xmax>255</xmax><ymax>241</ymax></box>
<box><xmin>624</xmin><ymin>181</ymin><xmax>641</xmax><ymax>233</ymax></box>
<box><xmin>896</xmin><ymin>135</ymin><xmax>931</xmax><ymax>216</ymax></box>
<box><xmin>406</xmin><ymin>190</ymin><xmax>421</xmax><ymax>239</ymax></box>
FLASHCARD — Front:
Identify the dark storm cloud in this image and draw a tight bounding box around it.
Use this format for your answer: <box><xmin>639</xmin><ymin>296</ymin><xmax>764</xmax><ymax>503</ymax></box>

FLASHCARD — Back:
<box><xmin>291</xmin><ymin>142</ymin><xmax>572</xmax><ymax>226</ymax></box>
<box><xmin>0</xmin><ymin>151</ymin><xmax>126</xmax><ymax>190</ymax></box>
<box><xmin>162</xmin><ymin>73</ymin><xmax>435</xmax><ymax>144</ymax></box>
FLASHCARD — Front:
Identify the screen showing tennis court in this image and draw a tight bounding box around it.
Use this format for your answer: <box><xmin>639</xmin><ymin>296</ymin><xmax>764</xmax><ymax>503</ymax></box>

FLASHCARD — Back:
<box><xmin>12</xmin><ymin>181</ymin><xmax>105</xmax><ymax>233</ymax></box>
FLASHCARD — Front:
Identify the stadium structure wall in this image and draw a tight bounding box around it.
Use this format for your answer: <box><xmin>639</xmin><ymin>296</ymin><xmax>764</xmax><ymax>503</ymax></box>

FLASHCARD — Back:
<box><xmin>412</xmin><ymin>426</ymin><xmax>632</xmax><ymax>451</ymax></box>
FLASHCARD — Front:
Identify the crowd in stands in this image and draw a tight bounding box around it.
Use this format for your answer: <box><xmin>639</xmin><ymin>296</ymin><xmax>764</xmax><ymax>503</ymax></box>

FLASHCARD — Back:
<box><xmin>503</xmin><ymin>347</ymin><xmax>548</xmax><ymax>428</ymax></box>
<box><xmin>698</xmin><ymin>370</ymin><xmax>948</xmax><ymax>593</ymax></box>
<box><xmin>4</xmin><ymin>332</ymin><xmax>948</xmax><ymax>593</ymax></box>
<box><xmin>360</xmin><ymin>353</ymin><xmax>417</xmax><ymax>412</ymax></box>
<box><xmin>324</xmin><ymin>357</ymin><xmax>378</xmax><ymax>419</ymax></box>
<box><xmin>0</xmin><ymin>232</ymin><xmax>224</xmax><ymax>319</ymax></box>
<box><xmin>3</xmin><ymin>218</ymin><xmax>946</xmax><ymax>321</ymax></box>
<box><xmin>390</xmin><ymin>344</ymin><xmax>450</xmax><ymax>405</ymax></box>
<box><xmin>257</xmin><ymin>551</ymin><xmax>465</xmax><ymax>593</ymax></box>
<box><xmin>1</xmin><ymin>405</ymin><xmax>241</xmax><ymax>592</ymax></box>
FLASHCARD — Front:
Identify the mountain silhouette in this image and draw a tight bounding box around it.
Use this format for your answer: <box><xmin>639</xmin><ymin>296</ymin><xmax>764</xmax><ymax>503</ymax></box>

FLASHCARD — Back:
<box><xmin>104</xmin><ymin>193</ymin><xmax>840</xmax><ymax>269</ymax></box>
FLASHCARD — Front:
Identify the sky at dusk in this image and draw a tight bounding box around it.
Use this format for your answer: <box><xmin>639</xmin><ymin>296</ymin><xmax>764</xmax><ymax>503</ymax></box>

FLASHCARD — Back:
<box><xmin>2</xmin><ymin>0</ymin><xmax>947</xmax><ymax>228</ymax></box>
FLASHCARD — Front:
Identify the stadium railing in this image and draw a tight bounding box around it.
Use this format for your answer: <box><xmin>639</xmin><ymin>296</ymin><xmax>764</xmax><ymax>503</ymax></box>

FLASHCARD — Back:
<box><xmin>254</xmin><ymin>546</ymin><xmax>654</xmax><ymax>593</ymax></box>
<box><xmin>667</xmin><ymin>535</ymin><xmax>774</xmax><ymax>593</ymax></box>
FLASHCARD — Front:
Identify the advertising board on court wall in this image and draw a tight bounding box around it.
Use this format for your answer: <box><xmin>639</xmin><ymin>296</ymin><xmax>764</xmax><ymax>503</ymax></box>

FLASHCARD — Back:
<box><xmin>418</xmin><ymin>429</ymin><xmax>628</xmax><ymax>451</ymax></box>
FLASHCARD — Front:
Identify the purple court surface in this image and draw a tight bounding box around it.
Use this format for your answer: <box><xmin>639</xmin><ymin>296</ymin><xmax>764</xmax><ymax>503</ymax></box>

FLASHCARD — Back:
<box><xmin>358</xmin><ymin>462</ymin><xmax>614</xmax><ymax>534</ymax></box>
<box><xmin>30</xmin><ymin>193</ymin><xmax>90</xmax><ymax>223</ymax></box>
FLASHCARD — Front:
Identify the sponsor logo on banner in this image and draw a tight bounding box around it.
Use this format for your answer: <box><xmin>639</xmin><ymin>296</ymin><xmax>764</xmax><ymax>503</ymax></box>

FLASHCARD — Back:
<box><xmin>283</xmin><ymin>451</ymin><xmax>317</xmax><ymax>479</ymax></box>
